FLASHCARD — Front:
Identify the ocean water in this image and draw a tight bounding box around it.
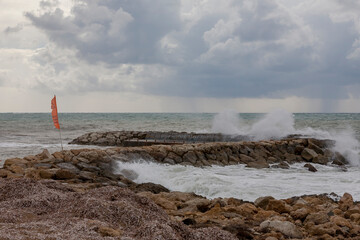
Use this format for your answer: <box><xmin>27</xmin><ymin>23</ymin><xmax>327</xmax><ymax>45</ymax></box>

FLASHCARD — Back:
<box><xmin>1</xmin><ymin>110</ymin><xmax>360</xmax><ymax>200</ymax></box>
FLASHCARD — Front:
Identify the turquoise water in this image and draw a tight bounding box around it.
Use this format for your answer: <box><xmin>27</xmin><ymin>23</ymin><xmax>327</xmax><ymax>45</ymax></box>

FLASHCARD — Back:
<box><xmin>0</xmin><ymin>111</ymin><xmax>360</xmax><ymax>162</ymax></box>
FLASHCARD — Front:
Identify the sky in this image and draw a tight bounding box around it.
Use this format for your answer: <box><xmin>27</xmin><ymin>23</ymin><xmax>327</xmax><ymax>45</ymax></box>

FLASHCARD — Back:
<box><xmin>0</xmin><ymin>0</ymin><xmax>360</xmax><ymax>113</ymax></box>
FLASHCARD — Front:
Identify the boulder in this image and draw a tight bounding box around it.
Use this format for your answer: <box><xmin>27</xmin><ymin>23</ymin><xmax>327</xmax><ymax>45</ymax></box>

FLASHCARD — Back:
<box><xmin>120</xmin><ymin>169</ymin><xmax>139</xmax><ymax>180</ymax></box>
<box><xmin>301</xmin><ymin>148</ymin><xmax>318</xmax><ymax>161</ymax></box>
<box><xmin>266</xmin><ymin>199</ymin><xmax>290</xmax><ymax>214</ymax></box>
<box><xmin>132</xmin><ymin>182</ymin><xmax>170</xmax><ymax>194</ymax></box>
<box><xmin>304</xmin><ymin>163</ymin><xmax>317</xmax><ymax>172</ymax></box>
<box><xmin>246</xmin><ymin>160</ymin><xmax>269</xmax><ymax>169</ymax></box>
<box><xmin>332</xmin><ymin>152</ymin><xmax>348</xmax><ymax>166</ymax></box>
<box><xmin>271</xmin><ymin>162</ymin><xmax>290</xmax><ymax>169</ymax></box>
<box><xmin>304</xmin><ymin>212</ymin><xmax>330</xmax><ymax>225</ymax></box>
<box><xmin>339</xmin><ymin>193</ymin><xmax>353</xmax><ymax>211</ymax></box>
<box><xmin>260</xmin><ymin>220</ymin><xmax>303</xmax><ymax>239</ymax></box>
<box><xmin>239</xmin><ymin>154</ymin><xmax>255</xmax><ymax>163</ymax></box>
<box><xmin>254</xmin><ymin>196</ymin><xmax>275</xmax><ymax>209</ymax></box>
<box><xmin>54</xmin><ymin>169</ymin><xmax>77</xmax><ymax>180</ymax></box>
<box><xmin>56</xmin><ymin>162</ymin><xmax>80</xmax><ymax>173</ymax></box>
<box><xmin>183</xmin><ymin>151</ymin><xmax>198</xmax><ymax>164</ymax></box>
<box><xmin>39</xmin><ymin>169</ymin><xmax>57</xmax><ymax>179</ymax></box>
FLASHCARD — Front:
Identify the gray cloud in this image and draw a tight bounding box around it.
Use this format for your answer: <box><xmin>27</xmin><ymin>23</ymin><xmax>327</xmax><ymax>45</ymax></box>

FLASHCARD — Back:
<box><xmin>24</xmin><ymin>0</ymin><xmax>360</xmax><ymax>99</ymax></box>
<box><xmin>4</xmin><ymin>23</ymin><xmax>24</xmax><ymax>34</ymax></box>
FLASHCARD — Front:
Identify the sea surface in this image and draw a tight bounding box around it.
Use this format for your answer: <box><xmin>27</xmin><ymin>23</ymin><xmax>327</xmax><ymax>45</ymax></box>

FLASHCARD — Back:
<box><xmin>1</xmin><ymin>110</ymin><xmax>359</xmax><ymax>201</ymax></box>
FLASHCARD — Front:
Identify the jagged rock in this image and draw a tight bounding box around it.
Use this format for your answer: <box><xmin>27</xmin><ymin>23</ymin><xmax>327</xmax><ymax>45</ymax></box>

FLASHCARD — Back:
<box><xmin>260</xmin><ymin>220</ymin><xmax>303</xmax><ymax>239</ymax></box>
<box><xmin>304</xmin><ymin>163</ymin><xmax>317</xmax><ymax>172</ymax></box>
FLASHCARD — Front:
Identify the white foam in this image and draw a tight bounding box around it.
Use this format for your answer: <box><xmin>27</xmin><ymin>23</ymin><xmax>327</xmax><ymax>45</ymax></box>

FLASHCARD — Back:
<box><xmin>115</xmin><ymin>160</ymin><xmax>360</xmax><ymax>201</ymax></box>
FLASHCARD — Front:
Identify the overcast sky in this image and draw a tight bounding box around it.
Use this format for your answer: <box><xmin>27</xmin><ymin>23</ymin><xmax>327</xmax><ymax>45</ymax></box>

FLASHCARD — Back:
<box><xmin>0</xmin><ymin>0</ymin><xmax>360</xmax><ymax>112</ymax></box>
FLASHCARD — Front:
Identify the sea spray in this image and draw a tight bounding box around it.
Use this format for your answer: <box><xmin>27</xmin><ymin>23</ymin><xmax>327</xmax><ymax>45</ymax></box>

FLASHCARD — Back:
<box><xmin>248</xmin><ymin>109</ymin><xmax>295</xmax><ymax>140</ymax></box>
<box><xmin>115</xmin><ymin>160</ymin><xmax>360</xmax><ymax>201</ymax></box>
<box><xmin>211</xmin><ymin>109</ymin><xmax>243</xmax><ymax>135</ymax></box>
<box><xmin>211</xmin><ymin>109</ymin><xmax>360</xmax><ymax>165</ymax></box>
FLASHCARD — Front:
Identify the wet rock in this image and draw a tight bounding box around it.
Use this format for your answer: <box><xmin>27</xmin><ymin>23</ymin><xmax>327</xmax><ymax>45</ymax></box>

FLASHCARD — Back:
<box><xmin>163</xmin><ymin>158</ymin><xmax>175</xmax><ymax>164</ymax></box>
<box><xmin>301</xmin><ymin>148</ymin><xmax>318</xmax><ymax>161</ymax></box>
<box><xmin>271</xmin><ymin>161</ymin><xmax>290</xmax><ymax>169</ymax></box>
<box><xmin>120</xmin><ymin>169</ymin><xmax>139</xmax><ymax>180</ymax></box>
<box><xmin>304</xmin><ymin>163</ymin><xmax>317</xmax><ymax>172</ymax></box>
<box><xmin>260</xmin><ymin>220</ymin><xmax>303</xmax><ymax>239</ymax></box>
<box><xmin>332</xmin><ymin>152</ymin><xmax>348</xmax><ymax>166</ymax></box>
<box><xmin>246</xmin><ymin>160</ymin><xmax>269</xmax><ymax>169</ymax></box>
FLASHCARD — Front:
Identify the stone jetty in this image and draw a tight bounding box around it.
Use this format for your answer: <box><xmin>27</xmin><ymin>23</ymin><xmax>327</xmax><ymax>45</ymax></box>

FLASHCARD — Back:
<box><xmin>0</xmin><ymin>134</ymin><xmax>357</xmax><ymax>239</ymax></box>
<box><xmin>69</xmin><ymin>131</ymin><xmax>250</xmax><ymax>146</ymax></box>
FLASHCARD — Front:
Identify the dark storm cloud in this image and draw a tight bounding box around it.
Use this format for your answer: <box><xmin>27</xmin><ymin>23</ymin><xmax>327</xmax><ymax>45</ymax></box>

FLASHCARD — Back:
<box><xmin>25</xmin><ymin>0</ymin><xmax>360</xmax><ymax>99</ymax></box>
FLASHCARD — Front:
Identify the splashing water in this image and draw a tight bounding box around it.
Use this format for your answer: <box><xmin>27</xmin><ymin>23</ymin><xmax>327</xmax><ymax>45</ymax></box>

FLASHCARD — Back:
<box><xmin>211</xmin><ymin>109</ymin><xmax>360</xmax><ymax>166</ymax></box>
<box><xmin>248</xmin><ymin>109</ymin><xmax>295</xmax><ymax>140</ymax></box>
<box><xmin>211</xmin><ymin>109</ymin><xmax>242</xmax><ymax>135</ymax></box>
<box><xmin>115</xmin><ymin>160</ymin><xmax>360</xmax><ymax>201</ymax></box>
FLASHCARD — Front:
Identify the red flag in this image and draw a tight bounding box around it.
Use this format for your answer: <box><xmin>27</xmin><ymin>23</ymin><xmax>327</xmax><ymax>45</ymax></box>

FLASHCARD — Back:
<box><xmin>51</xmin><ymin>95</ymin><xmax>60</xmax><ymax>129</ymax></box>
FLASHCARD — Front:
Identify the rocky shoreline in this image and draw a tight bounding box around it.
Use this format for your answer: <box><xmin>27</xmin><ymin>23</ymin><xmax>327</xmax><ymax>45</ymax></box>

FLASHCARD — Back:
<box><xmin>0</xmin><ymin>134</ymin><xmax>359</xmax><ymax>239</ymax></box>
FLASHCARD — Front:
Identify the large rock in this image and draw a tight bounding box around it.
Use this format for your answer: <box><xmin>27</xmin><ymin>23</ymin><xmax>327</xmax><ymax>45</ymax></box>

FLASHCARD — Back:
<box><xmin>246</xmin><ymin>160</ymin><xmax>270</xmax><ymax>169</ymax></box>
<box><xmin>301</xmin><ymin>148</ymin><xmax>318</xmax><ymax>161</ymax></box>
<box><xmin>260</xmin><ymin>220</ymin><xmax>303</xmax><ymax>239</ymax></box>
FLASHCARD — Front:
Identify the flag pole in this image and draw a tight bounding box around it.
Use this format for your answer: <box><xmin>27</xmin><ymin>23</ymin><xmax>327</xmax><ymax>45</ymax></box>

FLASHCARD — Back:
<box><xmin>58</xmin><ymin>122</ymin><xmax>64</xmax><ymax>152</ymax></box>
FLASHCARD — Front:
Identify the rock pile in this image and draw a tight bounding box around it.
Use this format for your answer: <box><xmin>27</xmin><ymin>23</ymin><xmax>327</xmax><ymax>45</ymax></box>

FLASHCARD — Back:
<box><xmin>69</xmin><ymin>131</ymin><xmax>249</xmax><ymax>146</ymax></box>
<box><xmin>139</xmin><ymin>191</ymin><xmax>360</xmax><ymax>239</ymax></box>
<box><xmin>0</xmin><ymin>137</ymin><xmax>347</xmax><ymax>186</ymax></box>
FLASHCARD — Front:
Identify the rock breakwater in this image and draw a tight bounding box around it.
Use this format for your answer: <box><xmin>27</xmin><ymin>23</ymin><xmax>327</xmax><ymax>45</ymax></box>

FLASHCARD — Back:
<box><xmin>69</xmin><ymin>131</ymin><xmax>250</xmax><ymax>146</ymax></box>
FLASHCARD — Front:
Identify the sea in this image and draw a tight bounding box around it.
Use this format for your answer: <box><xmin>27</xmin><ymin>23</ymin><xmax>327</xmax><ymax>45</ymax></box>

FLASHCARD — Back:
<box><xmin>1</xmin><ymin>110</ymin><xmax>359</xmax><ymax>201</ymax></box>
